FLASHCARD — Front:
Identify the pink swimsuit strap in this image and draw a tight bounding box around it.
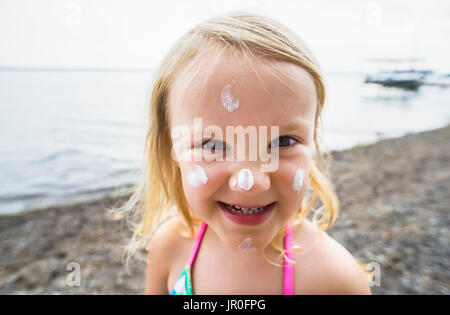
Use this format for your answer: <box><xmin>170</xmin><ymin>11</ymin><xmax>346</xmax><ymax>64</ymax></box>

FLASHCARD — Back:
<box><xmin>187</xmin><ymin>222</ymin><xmax>207</xmax><ymax>267</ymax></box>
<box><xmin>187</xmin><ymin>221</ymin><xmax>294</xmax><ymax>294</ymax></box>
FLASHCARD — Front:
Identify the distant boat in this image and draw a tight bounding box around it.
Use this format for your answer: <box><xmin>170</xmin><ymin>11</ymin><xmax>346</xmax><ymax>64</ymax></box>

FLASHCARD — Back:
<box><xmin>364</xmin><ymin>70</ymin><xmax>432</xmax><ymax>89</ymax></box>
<box><xmin>423</xmin><ymin>73</ymin><xmax>450</xmax><ymax>87</ymax></box>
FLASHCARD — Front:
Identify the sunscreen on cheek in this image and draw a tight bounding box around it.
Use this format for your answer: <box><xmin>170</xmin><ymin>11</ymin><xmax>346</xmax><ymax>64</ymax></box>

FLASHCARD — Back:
<box><xmin>187</xmin><ymin>165</ymin><xmax>208</xmax><ymax>187</ymax></box>
<box><xmin>292</xmin><ymin>168</ymin><xmax>304</xmax><ymax>192</ymax></box>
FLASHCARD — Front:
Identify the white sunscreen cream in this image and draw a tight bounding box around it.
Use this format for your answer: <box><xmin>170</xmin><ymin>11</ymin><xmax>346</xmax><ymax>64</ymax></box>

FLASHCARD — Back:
<box><xmin>292</xmin><ymin>168</ymin><xmax>304</xmax><ymax>192</ymax></box>
<box><xmin>221</xmin><ymin>84</ymin><xmax>239</xmax><ymax>112</ymax></box>
<box><xmin>187</xmin><ymin>165</ymin><xmax>208</xmax><ymax>187</ymax></box>
<box><xmin>237</xmin><ymin>237</ymin><xmax>256</xmax><ymax>252</ymax></box>
<box><xmin>237</xmin><ymin>168</ymin><xmax>254</xmax><ymax>191</ymax></box>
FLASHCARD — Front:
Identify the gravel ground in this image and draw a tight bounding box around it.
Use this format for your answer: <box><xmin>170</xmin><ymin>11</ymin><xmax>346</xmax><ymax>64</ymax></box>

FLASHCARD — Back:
<box><xmin>0</xmin><ymin>126</ymin><xmax>448</xmax><ymax>295</ymax></box>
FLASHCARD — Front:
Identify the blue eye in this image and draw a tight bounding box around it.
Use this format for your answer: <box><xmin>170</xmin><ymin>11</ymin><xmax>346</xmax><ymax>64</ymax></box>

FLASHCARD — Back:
<box><xmin>270</xmin><ymin>136</ymin><xmax>299</xmax><ymax>148</ymax></box>
<box><xmin>202</xmin><ymin>139</ymin><xmax>226</xmax><ymax>151</ymax></box>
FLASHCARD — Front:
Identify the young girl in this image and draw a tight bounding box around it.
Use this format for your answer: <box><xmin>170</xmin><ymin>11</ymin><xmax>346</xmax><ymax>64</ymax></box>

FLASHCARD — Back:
<box><xmin>117</xmin><ymin>12</ymin><xmax>371</xmax><ymax>295</ymax></box>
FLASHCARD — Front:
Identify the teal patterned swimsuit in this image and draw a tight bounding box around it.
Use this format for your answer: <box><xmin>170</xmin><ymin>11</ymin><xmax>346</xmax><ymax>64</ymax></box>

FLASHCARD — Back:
<box><xmin>171</xmin><ymin>265</ymin><xmax>193</xmax><ymax>295</ymax></box>
<box><xmin>170</xmin><ymin>221</ymin><xmax>294</xmax><ymax>295</ymax></box>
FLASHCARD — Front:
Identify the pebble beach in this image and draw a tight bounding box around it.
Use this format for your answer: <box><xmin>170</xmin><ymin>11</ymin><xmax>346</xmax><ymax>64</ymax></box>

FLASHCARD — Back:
<box><xmin>0</xmin><ymin>125</ymin><xmax>448</xmax><ymax>295</ymax></box>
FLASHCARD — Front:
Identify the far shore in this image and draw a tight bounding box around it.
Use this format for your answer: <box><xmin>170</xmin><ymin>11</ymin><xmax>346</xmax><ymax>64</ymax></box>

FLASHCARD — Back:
<box><xmin>0</xmin><ymin>125</ymin><xmax>449</xmax><ymax>294</ymax></box>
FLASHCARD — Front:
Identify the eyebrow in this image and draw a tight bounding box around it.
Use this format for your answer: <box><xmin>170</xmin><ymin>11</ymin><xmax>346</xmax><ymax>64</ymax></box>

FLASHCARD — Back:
<box><xmin>185</xmin><ymin>119</ymin><xmax>313</xmax><ymax>136</ymax></box>
<box><xmin>279</xmin><ymin>120</ymin><xmax>313</xmax><ymax>133</ymax></box>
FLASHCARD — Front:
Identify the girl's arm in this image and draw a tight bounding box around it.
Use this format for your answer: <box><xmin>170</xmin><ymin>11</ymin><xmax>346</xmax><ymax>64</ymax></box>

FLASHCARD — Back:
<box><xmin>145</xmin><ymin>218</ymin><xmax>179</xmax><ymax>295</ymax></box>
<box><xmin>322</xmin><ymin>235</ymin><xmax>372</xmax><ymax>295</ymax></box>
<box><xmin>296</xmin><ymin>233</ymin><xmax>372</xmax><ymax>295</ymax></box>
<box><xmin>145</xmin><ymin>246</ymin><xmax>170</xmax><ymax>294</ymax></box>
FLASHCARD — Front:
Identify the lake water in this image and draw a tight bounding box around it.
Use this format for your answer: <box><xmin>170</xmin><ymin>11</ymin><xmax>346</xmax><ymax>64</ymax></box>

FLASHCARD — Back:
<box><xmin>1</xmin><ymin>69</ymin><xmax>449</xmax><ymax>215</ymax></box>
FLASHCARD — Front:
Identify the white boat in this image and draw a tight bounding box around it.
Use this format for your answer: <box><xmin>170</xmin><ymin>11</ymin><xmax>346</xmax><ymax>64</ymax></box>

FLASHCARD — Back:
<box><xmin>364</xmin><ymin>70</ymin><xmax>432</xmax><ymax>89</ymax></box>
<box><xmin>423</xmin><ymin>74</ymin><xmax>450</xmax><ymax>87</ymax></box>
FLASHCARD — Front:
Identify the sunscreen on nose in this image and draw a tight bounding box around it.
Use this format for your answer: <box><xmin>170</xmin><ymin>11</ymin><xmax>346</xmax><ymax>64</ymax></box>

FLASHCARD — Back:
<box><xmin>237</xmin><ymin>168</ymin><xmax>254</xmax><ymax>190</ymax></box>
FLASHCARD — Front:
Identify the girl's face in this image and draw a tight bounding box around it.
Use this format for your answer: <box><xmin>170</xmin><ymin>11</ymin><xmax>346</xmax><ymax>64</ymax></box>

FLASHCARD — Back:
<box><xmin>168</xmin><ymin>55</ymin><xmax>317</xmax><ymax>252</ymax></box>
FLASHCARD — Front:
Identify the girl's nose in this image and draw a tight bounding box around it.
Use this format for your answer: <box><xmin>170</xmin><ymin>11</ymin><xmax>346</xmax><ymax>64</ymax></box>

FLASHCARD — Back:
<box><xmin>229</xmin><ymin>167</ymin><xmax>271</xmax><ymax>194</ymax></box>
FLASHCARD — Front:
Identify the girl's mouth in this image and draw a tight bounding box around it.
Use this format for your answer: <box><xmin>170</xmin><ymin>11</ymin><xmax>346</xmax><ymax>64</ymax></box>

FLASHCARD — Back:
<box><xmin>218</xmin><ymin>201</ymin><xmax>276</xmax><ymax>226</ymax></box>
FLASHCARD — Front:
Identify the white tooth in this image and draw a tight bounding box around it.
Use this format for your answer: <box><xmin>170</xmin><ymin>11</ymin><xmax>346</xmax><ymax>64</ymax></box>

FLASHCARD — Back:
<box><xmin>242</xmin><ymin>208</ymin><xmax>249</xmax><ymax>211</ymax></box>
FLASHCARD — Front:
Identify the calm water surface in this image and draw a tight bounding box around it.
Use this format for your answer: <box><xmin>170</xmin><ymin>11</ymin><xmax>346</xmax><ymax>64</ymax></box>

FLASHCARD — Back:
<box><xmin>1</xmin><ymin>70</ymin><xmax>449</xmax><ymax>215</ymax></box>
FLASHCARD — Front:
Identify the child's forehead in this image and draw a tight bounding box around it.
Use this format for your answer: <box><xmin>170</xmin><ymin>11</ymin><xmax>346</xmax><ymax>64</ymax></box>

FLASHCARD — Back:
<box><xmin>168</xmin><ymin>54</ymin><xmax>317</xmax><ymax>128</ymax></box>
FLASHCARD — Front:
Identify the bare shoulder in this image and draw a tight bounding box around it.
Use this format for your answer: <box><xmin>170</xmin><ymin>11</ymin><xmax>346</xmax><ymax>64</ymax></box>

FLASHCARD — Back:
<box><xmin>293</xmin><ymin>220</ymin><xmax>372</xmax><ymax>295</ymax></box>
<box><xmin>145</xmin><ymin>215</ymin><xmax>196</xmax><ymax>294</ymax></box>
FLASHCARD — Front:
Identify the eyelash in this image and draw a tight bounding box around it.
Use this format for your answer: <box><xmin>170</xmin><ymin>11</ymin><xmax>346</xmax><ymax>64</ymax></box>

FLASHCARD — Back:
<box><xmin>270</xmin><ymin>135</ymin><xmax>300</xmax><ymax>148</ymax></box>
<box><xmin>199</xmin><ymin>136</ymin><xmax>300</xmax><ymax>151</ymax></box>
<box><xmin>201</xmin><ymin>139</ymin><xmax>226</xmax><ymax>151</ymax></box>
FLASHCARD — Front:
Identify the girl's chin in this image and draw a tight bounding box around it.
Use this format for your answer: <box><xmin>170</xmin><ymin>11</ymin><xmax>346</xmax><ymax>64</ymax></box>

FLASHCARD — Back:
<box><xmin>201</xmin><ymin>201</ymin><xmax>290</xmax><ymax>251</ymax></box>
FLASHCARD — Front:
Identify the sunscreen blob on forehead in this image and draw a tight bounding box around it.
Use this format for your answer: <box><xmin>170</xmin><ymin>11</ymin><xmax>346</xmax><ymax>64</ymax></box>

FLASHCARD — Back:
<box><xmin>221</xmin><ymin>82</ymin><xmax>239</xmax><ymax>112</ymax></box>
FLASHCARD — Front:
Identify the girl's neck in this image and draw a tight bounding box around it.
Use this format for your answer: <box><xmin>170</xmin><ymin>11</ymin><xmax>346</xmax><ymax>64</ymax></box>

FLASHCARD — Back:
<box><xmin>204</xmin><ymin>223</ymin><xmax>286</xmax><ymax>265</ymax></box>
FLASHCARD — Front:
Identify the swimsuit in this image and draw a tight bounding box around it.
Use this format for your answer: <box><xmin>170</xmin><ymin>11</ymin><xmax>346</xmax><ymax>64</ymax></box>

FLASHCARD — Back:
<box><xmin>170</xmin><ymin>221</ymin><xmax>294</xmax><ymax>295</ymax></box>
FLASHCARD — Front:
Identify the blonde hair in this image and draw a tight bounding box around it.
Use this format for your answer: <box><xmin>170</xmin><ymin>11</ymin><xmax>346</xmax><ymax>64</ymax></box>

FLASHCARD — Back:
<box><xmin>111</xmin><ymin>12</ymin><xmax>339</xmax><ymax>267</ymax></box>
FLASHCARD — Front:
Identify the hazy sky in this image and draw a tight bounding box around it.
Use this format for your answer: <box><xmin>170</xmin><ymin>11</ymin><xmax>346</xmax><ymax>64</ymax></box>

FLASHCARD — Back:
<box><xmin>0</xmin><ymin>0</ymin><xmax>449</xmax><ymax>72</ymax></box>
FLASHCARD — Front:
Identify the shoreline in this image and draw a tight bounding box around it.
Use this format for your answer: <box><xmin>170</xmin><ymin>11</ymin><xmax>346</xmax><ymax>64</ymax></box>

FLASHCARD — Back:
<box><xmin>0</xmin><ymin>125</ymin><xmax>449</xmax><ymax>294</ymax></box>
<box><xmin>3</xmin><ymin>125</ymin><xmax>448</xmax><ymax>218</ymax></box>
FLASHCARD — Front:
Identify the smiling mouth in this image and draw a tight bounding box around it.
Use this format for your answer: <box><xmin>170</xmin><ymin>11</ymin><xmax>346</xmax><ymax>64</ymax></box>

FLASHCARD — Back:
<box><xmin>218</xmin><ymin>201</ymin><xmax>275</xmax><ymax>215</ymax></box>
